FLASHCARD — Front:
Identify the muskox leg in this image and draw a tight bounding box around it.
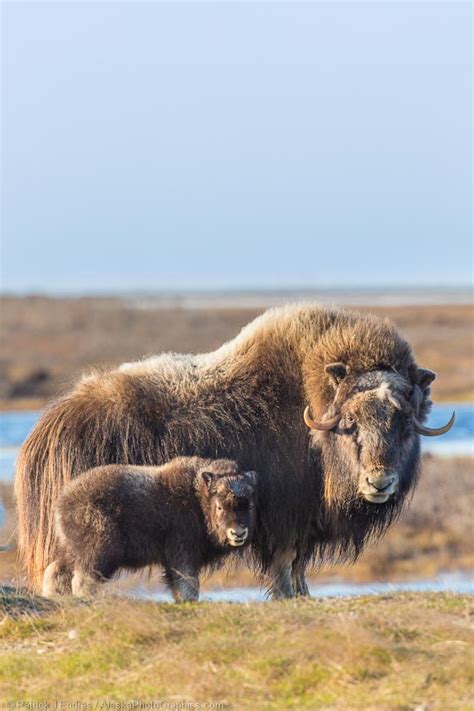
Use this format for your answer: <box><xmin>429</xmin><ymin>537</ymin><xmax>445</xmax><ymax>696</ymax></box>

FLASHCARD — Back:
<box><xmin>292</xmin><ymin>556</ymin><xmax>311</xmax><ymax>597</ymax></box>
<box><xmin>71</xmin><ymin>568</ymin><xmax>101</xmax><ymax>597</ymax></box>
<box><xmin>164</xmin><ymin>565</ymin><xmax>200</xmax><ymax>603</ymax></box>
<box><xmin>42</xmin><ymin>559</ymin><xmax>73</xmax><ymax>596</ymax></box>
<box><xmin>267</xmin><ymin>550</ymin><xmax>296</xmax><ymax>600</ymax></box>
<box><xmin>294</xmin><ymin>574</ymin><xmax>310</xmax><ymax>597</ymax></box>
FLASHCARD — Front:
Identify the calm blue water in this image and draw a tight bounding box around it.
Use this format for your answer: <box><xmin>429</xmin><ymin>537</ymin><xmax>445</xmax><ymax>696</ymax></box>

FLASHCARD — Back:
<box><xmin>0</xmin><ymin>404</ymin><xmax>472</xmax><ymax>484</ymax></box>
<box><xmin>131</xmin><ymin>572</ymin><xmax>473</xmax><ymax>602</ymax></box>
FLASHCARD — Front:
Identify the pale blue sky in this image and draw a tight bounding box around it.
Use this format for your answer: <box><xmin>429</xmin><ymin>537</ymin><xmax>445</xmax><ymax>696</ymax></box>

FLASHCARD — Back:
<box><xmin>2</xmin><ymin>1</ymin><xmax>472</xmax><ymax>292</ymax></box>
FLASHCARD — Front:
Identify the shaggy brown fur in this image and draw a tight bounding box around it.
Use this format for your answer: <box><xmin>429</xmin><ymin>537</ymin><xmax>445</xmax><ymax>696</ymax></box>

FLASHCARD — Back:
<box><xmin>42</xmin><ymin>457</ymin><xmax>257</xmax><ymax>602</ymax></box>
<box><xmin>15</xmin><ymin>304</ymin><xmax>435</xmax><ymax>595</ymax></box>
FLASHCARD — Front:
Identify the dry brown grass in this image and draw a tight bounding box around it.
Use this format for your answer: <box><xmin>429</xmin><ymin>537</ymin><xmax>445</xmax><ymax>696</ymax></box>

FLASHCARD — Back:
<box><xmin>0</xmin><ymin>589</ymin><xmax>472</xmax><ymax>709</ymax></box>
<box><xmin>1</xmin><ymin>297</ymin><xmax>472</xmax><ymax>406</ymax></box>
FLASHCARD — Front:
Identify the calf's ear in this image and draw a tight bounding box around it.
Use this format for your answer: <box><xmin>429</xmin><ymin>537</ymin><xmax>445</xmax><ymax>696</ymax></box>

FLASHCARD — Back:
<box><xmin>245</xmin><ymin>470</ymin><xmax>257</xmax><ymax>487</ymax></box>
<box><xmin>201</xmin><ymin>471</ymin><xmax>215</xmax><ymax>488</ymax></box>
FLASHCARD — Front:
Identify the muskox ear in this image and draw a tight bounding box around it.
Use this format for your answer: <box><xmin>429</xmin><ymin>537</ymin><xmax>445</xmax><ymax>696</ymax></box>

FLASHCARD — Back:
<box><xmin>201</xmin><ymin>471</ymin><xmax>215</xmax><ymax>488</ymax></box>
<box><xmin>417</xmin><ymin>368</ymin><xmax>436</xmax><ymax>389</ymax></box>
<box><xmin>244</xmin><ymin>470</ymin><xmax>257</xmax><ymax>488</ymax></box>
<box><xmin>325</xmin><ymin>362</ymin><xmax>349</xmax><ymax>387</ymax></box>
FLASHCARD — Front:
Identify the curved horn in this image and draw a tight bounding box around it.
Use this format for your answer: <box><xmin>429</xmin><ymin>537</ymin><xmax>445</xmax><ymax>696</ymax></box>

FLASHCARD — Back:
<box><xmin>303</xmin><ymin>406</ymin><xmax>339</xmax><ymax>431</ymax></box>
<box><xmin>413</xmin><ymin>411</ymin><xmax>455</xmax><ymax>437</ymax></box>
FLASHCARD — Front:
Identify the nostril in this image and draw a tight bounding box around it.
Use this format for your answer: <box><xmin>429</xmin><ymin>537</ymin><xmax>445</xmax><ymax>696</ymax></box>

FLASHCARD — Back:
<box><xmin>229</xmin><ymin>527</ymin><xmax>247</xmax><ymax>538</ymax></box>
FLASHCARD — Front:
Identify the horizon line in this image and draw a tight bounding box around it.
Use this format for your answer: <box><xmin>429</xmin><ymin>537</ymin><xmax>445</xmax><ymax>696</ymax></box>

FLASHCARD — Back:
<box><xmin>1</xmin><ymin>284</ymin><xmax>472</xmax><ymax>297</ymax></box>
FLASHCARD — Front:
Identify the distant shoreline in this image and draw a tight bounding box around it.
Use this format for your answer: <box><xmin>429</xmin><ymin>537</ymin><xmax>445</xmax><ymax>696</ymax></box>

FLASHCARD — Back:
<box><xmin>2</xmin><ymin>286</ymin><xmax>472</xmax><ymax>308</ymax></box>
<box><xmin>1</xmin><ymin>299</ymin><xmax>472</xmax><ymax>406</ymax></box>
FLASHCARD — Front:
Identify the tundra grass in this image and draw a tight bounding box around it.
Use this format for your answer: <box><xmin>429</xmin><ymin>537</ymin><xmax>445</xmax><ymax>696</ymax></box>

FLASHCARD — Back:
<box><xmin>0</xmin><ymin>590</ymin><xmax>472</xmax><ymax>710</ymax></box>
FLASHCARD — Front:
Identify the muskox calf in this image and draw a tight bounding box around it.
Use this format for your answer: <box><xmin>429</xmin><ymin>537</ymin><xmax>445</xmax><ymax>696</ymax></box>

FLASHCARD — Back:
<box><xmin>42</xmin><ymin>457</ymin><xmax>257</xmax><ymax>602</ymax></box>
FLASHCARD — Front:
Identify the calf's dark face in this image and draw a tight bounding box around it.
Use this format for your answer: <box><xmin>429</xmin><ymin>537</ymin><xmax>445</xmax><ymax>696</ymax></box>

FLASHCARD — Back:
<box><xmin>201</xmin><ymin>471</ymin><xmax>257</xmax><ymax>547</ymax></box>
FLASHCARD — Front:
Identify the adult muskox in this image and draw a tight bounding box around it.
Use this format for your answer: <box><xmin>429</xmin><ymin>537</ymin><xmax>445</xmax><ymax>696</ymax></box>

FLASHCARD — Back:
<box><xmin>15</xmin><ymin>304</ymin><xmax>454</xmax><ymax>596</ymax></box>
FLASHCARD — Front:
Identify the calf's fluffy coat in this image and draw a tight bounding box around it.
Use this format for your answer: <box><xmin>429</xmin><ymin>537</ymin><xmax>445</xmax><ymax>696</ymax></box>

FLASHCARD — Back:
<box><xmin>43</xmin><ymin>457</ymin><xmax>257</xmax><ymax>602</ymax></box>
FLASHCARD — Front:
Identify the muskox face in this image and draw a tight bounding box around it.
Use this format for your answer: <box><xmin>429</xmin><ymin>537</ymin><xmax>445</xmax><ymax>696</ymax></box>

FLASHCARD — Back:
<box><xmin>329</xmin><ymin>383</ymin><xmax>415</xmax><ymax>504</ymax></box>
<box><xmin>199</xmin><ymin>469</ymin><xmax>258</xmax><ymax>547</ymax></box>
<box><xmin>305</xmin><ymin>365</ymin><xmax>455</xmax><ymax>507</ymax></box>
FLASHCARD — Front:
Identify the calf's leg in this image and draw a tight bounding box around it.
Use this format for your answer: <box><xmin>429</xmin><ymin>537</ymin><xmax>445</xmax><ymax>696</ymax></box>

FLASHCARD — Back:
<box><xmin>71</xmin><ymin>568</ymin><xmax>101</xmax><ymax>597</ymax></box>
<box><xmin>42</xmin><ymin>560</ymin><xmax>64</xmax><ymax>597</ymax></box>
<box><xmin>70</xmin><ymin>551</ymin><xmax>119</xmax><ymax>597</ymax></box>
<box><xmin>164</xmin><ymin>564</ymin><xmax>200</xmax><ymax>602</ymax></box>
<box><xmin>42</xmin><ymin>559</ymin><xmax>74</xmax><ymax>596</ymax></box>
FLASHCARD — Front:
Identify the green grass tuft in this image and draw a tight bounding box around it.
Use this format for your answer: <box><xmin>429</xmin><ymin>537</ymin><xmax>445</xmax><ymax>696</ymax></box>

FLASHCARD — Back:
<box><xmin>0</xmin><ymin>592</ymin><xmax>472</xmax><ymax>710</ymax></box>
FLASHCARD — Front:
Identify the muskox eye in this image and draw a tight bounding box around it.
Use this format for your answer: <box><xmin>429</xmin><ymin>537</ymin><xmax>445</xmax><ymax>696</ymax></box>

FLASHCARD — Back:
<box><xmin>340</xmin><ymin>415</ymin><xmax>356</xmax><ymax>431</ymax></box>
